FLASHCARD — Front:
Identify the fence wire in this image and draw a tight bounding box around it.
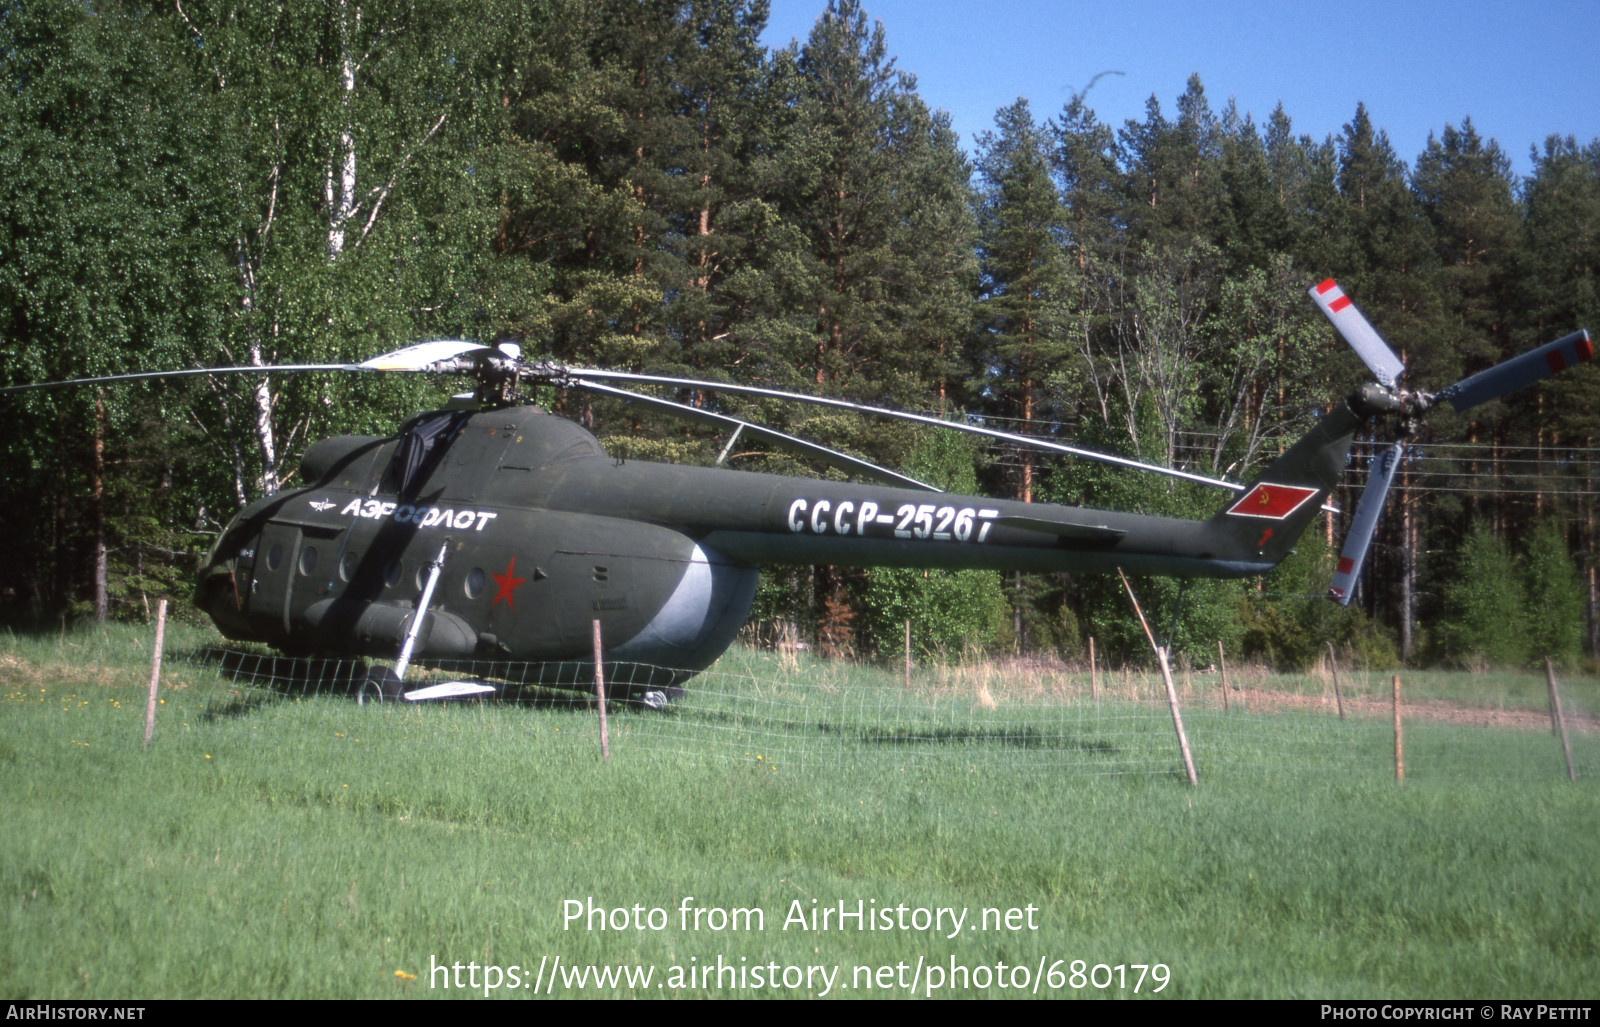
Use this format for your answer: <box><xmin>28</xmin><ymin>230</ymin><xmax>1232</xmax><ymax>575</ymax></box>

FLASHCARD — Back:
<box><xmin>154</xmin><ymin>645</ymin><xmax>1600</xmax><ymax>783</ymax></box>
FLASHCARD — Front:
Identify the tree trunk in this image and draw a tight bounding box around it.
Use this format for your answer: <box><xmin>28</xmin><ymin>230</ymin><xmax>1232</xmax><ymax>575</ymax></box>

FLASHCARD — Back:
<box><xmin>1400</xmin><ymin>471</ymin><xmax>1415</xmax><ymax>661</ymax></box>
<box><xmin>1012</xmin><ymin>571</ymin><xmax>1026</xmax><ymax>652</ymax></box>
<box><xmin>92</xmin><ymin>391</ymin><xmax>108</xmax><ymax>622</ymax></box>
<box><xmin>1020</xmin><ymin>370</ymin><xmax>1034</xmax><ymax>504</ymax></box>
<box><xmin>326</xmin><ymin>1</ymin><xmax>357</xmax><ymax>260</ymax></box>
<box><xmin>53</xmin><ymin>467</ymin><xmax>69</xmax><ymax>613</ymax></box>
<box><xmin>1588</xmin><ymin>439</ymin><xmax>1598</xmax><ymax>657</ymax></box>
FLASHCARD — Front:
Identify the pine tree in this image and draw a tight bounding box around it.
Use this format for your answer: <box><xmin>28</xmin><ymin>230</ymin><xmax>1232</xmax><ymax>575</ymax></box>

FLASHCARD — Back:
<box><xmin>1515</xmin><ymin>137</ymin><xmax>1600</xmax><ymax>657</ymax></box>
<box><xmin>1110</xmin><ymin>78</ymin><xmax>1229</xmax><ymax>469</ymax></box>
<box><xmin>1516</xmin><ymin>137</ymin><xmax>1600</xmax><ymax>442</ymax></box>
<box><xmin>1333</xmin><ymin>103</ymin><xmax>1435</xmax><ymax>318</ymax></box>
<box><xmin>1440</xmin><ymin>522</ymin><xmax>1529</xmax><ymax>668</ymax></box>
<box><xmin>653</xmin><ymin>1</ymin><xmax>784</xmax><ymax>376</ymax></box>
<box><xmin>1049</xmin><ymin>95</ymin><xmax>1124</xmax><ymax>431</ymax></box>
<box><xmin>772</xmin><ymin>0</ymin><xmax>972</xmax><ymax>409</ymax></box>
<box><xmin>1118</xmin><ymin>75</ymin><xmax>1225</xmax><ymax>249</ymax></box>
<box><xmin>1263</xmin><ymin>103</ymin><xmax>1324</xmax><ymax>264</ymax></box>
<box><xmin>764</xmin><ymin>0</ymin><xmax>977</xmax><ymax>652</ymax></box>
<box><xmin>496</xmin><ymin>0</ymin><xmax>661</xmax><ymax>374</ymax></box>
<box><xmin>1216</xmin><ymin>102</ymin><xmax>1292</xmax><ymax>275</ymax></box>
<box><xmin>1523</xmin><ymin>520</ymin><xmax>1585</xmax><ymax>666</ymax></box>
<box><xmin>1412</xmin><ymin>119</ymin><xmax>1520</xmax><ymax>384</ymax></box>
<box><xmin>974</xmin><ymin>97</ymin><xmax>1072</xmax><ymax>502</ymax></box>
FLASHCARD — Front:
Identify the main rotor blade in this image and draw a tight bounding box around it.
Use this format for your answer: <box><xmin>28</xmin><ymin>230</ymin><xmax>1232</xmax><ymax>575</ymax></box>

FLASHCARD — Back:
<box><xmin>1433</xmin><ymin>329</ymin><xmax>1594</xmax><ymax>412</ymax></box>
<box><xmin>0</xmin><ymin>362</ymin><xmax>358</xmax><ymax>394</ymax></box>
<box><xmin>1327</xmin><ymin>440</ymin><xmax>1404</xmax><ymax>606</ymax></box>
<box><xmin>577</xmin><ymin>380</ymin><xmax>940</xmax><ymax>492</ymax></box>
<box><xmin>0</xmin><ymin>340</ymin><xmax>503</xmax><ymax>397</ymax></box>
<box><xmin>1309</xmin><ymin>279</ymin><xmax>1406</xmax><ymax>389</ymax></box>
<box><xmin>357</xmin><ymin>340</ymin><xmax>493</xmax><ymax>370</ymax></box>
<box><xmin>564</xmin><ymin>369</ymin><xmax>1244</xmax><ymax>494</ymax></box>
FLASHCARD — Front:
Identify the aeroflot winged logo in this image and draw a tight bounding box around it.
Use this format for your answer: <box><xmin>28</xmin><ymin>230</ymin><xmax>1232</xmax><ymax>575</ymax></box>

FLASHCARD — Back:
<box><xmin>1224</xmin><ymin>483</ymin><xmax>1320</xmax><ymax>520</ymax></box>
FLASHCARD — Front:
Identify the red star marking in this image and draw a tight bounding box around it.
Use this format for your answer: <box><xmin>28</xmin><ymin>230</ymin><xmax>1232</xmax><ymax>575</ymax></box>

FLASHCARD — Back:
<box><xmin>491</xmin><ymin>556</ymin><xmax>528</xmax><ymax>609</ymax></box>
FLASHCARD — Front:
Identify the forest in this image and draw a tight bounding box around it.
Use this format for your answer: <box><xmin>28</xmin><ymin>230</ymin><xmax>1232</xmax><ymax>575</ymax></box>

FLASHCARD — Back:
<box><xmin>1</xmin><ymin>0</ymin><xmax>1597</xmax><ymax>670</ymax></box>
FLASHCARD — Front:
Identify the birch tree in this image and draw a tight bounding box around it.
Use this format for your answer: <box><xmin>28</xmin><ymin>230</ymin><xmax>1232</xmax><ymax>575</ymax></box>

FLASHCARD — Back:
<box><xmin>174</xmin><ymin>0</ymin><xmax>517</xmax><ymax>496</ymax></box>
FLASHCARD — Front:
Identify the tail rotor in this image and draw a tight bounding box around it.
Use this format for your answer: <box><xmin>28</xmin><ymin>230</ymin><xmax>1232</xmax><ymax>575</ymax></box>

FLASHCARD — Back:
<box><xmin>1311</xmin><ymin>278</ymin><xmax>1593</xmax><ymax>605</ymax></box>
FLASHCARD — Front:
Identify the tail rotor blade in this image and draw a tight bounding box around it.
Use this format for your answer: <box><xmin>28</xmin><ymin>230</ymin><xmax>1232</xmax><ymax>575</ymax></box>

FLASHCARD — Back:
<box><xmin>1328</xmin><ymin>441</ymin><xmax>1404</xmax><ymax>605</ymax></box>
<box><xmin>1434</xmin><ymin>329</ymin><xmax>1594</xmax><ymax>412</ymax></box>
<box><xmin>1310</xmin><ymin>279</ymin><xmax>1406</xmax><ymax>388</ymax></box>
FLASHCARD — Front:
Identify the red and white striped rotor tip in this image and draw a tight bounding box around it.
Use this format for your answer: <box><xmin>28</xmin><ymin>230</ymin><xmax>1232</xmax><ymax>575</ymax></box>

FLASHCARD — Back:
<box><xmin>1310</xmin><ymin>279</ymin><xmax>1406</xmax><ymax>389</ymax></box>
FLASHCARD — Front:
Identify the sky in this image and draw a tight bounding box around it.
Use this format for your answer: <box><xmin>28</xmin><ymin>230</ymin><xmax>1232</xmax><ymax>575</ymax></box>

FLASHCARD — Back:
<box><xmin>759</xmin><ymin>0</ymin><xmax>1600</xmax><ymax>180</ymax></box>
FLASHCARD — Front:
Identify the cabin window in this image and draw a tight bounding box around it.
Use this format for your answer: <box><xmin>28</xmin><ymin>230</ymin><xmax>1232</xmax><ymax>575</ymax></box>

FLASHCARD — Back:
<box><xmin>465</xmin><ymin>568</ymin><xmax>485</xmax><ymax>599</ymax></box>
<box><xmin>266</xmin><ymin>544</ymin><xmax>284</xmax><ymax>571</ymax></box>
<box><xmin>297</xmin><ymin>547</ymin><xmax>318</xmax><ymax>576</ymax></box>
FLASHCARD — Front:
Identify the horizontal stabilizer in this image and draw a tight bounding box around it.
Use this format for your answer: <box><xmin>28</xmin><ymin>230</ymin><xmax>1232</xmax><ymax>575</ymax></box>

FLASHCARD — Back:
<box><xmin>991</xmin><ymin>515</ymin><xmax>1125</xmax><ymax>543</ymax></box>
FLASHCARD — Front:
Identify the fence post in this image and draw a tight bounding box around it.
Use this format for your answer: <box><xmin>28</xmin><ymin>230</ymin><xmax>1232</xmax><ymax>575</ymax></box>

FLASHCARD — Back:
<box><xmin>1118</xmin><ymin>570</ymin><xmax>1197</xmax><ymax>786</ymax></box>
<box><xmin>1326</xmin><ymin>642</ymin><xmax>1345</xmax><ymax>721</ymax></box>
<box><xmin>904</xmin><ymin>619</ymin><xmax>912</xmax><ymax>690</ymax></box>
<box><xmin>1392</xmin><ymin>674</ymin><xmax>1403</xmax><ymax>783</ymax></box>
<box><xmin>1545</xmin><ymin>657</ymin><xmax>1576</xmax><ymax>781</ymax></box>
<box><xmin>593</xmin><ymin>619</ymin><xmax>609</xmax><ymax>762</ymax></box>
<box><xmin>143</xmin><ymin>599</ymin><xmax>167</xmax><ymax>748</ymax></box>
<box><xmin>1217</xmin><ymin>640</ymin><xmax>1229</xmax><ymax>713</ymax></box>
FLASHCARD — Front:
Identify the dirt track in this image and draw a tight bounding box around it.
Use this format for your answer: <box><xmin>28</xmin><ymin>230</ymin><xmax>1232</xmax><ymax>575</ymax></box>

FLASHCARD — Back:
<box><xmin>933</xmin><ymin>656</ymin><xmax>1599</xmax><ymax>733</ymax></box>
<box><xmin>1232</xmin><ymin>686</ymin><xmax>1598</xmax><ymax>732</ymax></box>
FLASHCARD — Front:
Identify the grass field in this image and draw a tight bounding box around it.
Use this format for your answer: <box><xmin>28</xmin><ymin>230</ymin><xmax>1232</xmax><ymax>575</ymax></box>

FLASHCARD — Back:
<box><xmin>2</xmin><ymin>622</ymin><xmax>1597</xmax><ymax>999</ymax></box>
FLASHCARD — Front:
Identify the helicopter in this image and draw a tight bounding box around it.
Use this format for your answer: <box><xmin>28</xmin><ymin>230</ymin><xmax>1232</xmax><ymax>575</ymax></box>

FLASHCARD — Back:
<box><xmin>3</xmin><ymin>280</ymin><xmax>1591</xmax><ymax>704</ymax></box>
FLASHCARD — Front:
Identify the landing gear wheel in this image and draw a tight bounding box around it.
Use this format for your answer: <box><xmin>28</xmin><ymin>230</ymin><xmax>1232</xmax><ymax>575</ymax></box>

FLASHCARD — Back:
<box><xmin>634</xmin><ymin>685</ymin><xmax>685</xmax><ymax>710</ymax></box>
<box><xmin>356</xmin><ymin>667</ymin><xmax>404</xmax><ymax>705</ymax></box>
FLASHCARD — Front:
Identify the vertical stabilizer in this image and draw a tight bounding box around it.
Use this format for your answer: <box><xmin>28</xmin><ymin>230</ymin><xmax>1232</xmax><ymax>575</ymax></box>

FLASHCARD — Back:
<box><xmin>1204</xmin><ymin>399</ymin><xmax>1365</xmax><ymax>567</ymax></box>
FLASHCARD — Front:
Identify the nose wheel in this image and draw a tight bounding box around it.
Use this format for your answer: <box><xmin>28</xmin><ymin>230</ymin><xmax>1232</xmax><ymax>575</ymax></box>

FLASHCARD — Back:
<box><xmin>356</xmin><ymin>667</ymin><xmax>404</xmax><ymax>705</ymax></box>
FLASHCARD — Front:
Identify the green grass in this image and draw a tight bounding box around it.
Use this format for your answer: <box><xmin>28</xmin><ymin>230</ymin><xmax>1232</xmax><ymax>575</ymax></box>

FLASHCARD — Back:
<box><xmin>2</xmin><ymin>623</ymin><xmax>1597</xmax><ymax>998</ymax></box>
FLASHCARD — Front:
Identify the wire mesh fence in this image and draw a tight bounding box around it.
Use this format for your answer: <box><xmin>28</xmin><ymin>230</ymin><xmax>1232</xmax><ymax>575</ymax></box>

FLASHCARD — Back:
<box><xmin>153</xmin><ymin>643</ymin><xmax>1600</xmax><ymax>784</ymax></box>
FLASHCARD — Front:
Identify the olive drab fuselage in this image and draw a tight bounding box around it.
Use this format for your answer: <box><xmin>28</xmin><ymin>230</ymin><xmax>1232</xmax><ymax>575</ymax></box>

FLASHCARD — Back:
<box><xmin>196</xmin><ymin>400</ymin><xmax>1364</xmax><ymax>681</ymax></box>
